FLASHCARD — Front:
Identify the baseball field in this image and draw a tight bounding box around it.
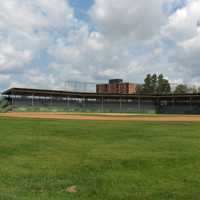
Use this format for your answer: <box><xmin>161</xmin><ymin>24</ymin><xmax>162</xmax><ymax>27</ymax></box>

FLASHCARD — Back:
<box><xmin>1</xmin><ymin>113</ymin><xmax>200</xmax><ymax>199</ymax></box>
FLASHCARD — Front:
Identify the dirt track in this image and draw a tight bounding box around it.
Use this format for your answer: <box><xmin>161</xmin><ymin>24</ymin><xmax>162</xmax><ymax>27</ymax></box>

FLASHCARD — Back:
<box><xmin>1</xmin><ymin>112</ymin><xmax>200</xmax><ymax>122</ymax></box>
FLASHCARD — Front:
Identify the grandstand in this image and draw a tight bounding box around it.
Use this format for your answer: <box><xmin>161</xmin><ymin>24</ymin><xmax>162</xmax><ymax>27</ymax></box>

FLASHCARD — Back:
<box><xmin>2</xmin><ymin>87</ymin><xmax>200</xmax><ymax>114</ymax></box>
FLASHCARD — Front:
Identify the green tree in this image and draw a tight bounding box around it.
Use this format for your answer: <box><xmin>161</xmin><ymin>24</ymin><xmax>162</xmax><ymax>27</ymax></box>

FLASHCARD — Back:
<box><xmin>174</xmin><ymin>84</ymin><xmax>188</xmax><ymax>94</ymax></box>
<box><xmin>143</xmin><ymin>74</ymin><xmax>152</xmax><ymax>93</ymax></box>
<box><xmin>136</xmin><ymin>84</ymin><xmax>143</xmax><ymax>94</ymax></box>
<box><xmin>141</xmin><ymin>74</ymin><xmax>171</xmax><ymax>94</ymax></box>
<box><xmin>0</xmin><ymin>96</ymin><xmax>9</xmax><ymax>112</ymax></box>
<box><xmin>189</xmin><ymin>86</ymin><xmax>198</xmax><ymax>94</ymax></box>
<box><xmin>157</xmin><ymin>74</ymin><xmax>171</xmax><ymax>94</ymax></box>
<box><xmin>143</xmin><ymin>74</ymin><xmax>158</xmax><ymax>94</ymax></box>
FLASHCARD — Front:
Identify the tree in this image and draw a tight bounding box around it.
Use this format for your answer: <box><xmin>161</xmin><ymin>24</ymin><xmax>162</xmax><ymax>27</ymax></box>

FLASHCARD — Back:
<box><xmin>157</xmin><ymin>74</ymin><xmax>171</xmax><ymax>94</ymax></box>
<box><xmin>189</xmin><ymin>86</ymin><xmax>198</xmax><ymax>94</ymax></box>
<box><xmin>143</xmin><ymin>74</ymin><xmax>158</xmax><ymax>94</ymax></box>
<box><xmin>174</xmin><ymin>84</ymin><xmax>188</xmax><ymax>94</ymax></box>
<box><xmin>143</xmin><ymin>74</ymin><xmax>152</xmax><ymax>93</ymax></box>
<box><xmin>136</xmin><ymin>84</ymin><xmax>143</xmax><ymax>94</ymax></box>
<box><xmin>141</xmin><ymin>73</ymin><xmax>171</xmax><ymax>94</ymax></box>
<box><xmin>0</xmin><ymin>96</ymin><xmax>9</xmax><ymax>112</ymax></box>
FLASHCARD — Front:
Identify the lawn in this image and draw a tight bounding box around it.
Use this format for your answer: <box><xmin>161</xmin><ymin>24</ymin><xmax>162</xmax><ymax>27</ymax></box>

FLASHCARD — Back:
<box><xmin>0</xmin><ymin>117</ymin><xmax>200</xmax><ymax>200</ymax></box>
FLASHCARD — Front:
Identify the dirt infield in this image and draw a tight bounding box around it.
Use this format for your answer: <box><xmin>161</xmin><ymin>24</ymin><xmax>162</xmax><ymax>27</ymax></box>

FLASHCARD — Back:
<box><xmin>1</xmin><ymin>112</ymin><xmax>200</xmax><ymax>122</ymax></box>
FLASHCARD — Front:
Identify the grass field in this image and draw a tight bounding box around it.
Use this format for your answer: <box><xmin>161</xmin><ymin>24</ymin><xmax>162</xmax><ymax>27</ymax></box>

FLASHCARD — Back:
<box><xmin>1</xmin><ymin>117</ymin><xmax>200</xmax><ymax>199</ymax></box>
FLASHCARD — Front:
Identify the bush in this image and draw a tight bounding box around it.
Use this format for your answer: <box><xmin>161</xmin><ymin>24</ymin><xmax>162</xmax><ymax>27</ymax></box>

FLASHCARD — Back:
<box><xmin>0</xmin><ymin>96</ymin><xmax>10</xmax><ymax>112</ymax></box>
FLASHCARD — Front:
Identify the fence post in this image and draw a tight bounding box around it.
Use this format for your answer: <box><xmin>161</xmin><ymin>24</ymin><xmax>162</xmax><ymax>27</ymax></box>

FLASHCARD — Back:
<box><xmin>138</xmin><ymin>97</ymin><xmax>141</xmax><ymax>113</ymax></box>
<box><xmin>50</xmin><ymin>96</ymin><xmax>53</xmax><ymax>106</ymax></box>
<box><xmin>101</xmin><ymin>96</ymin><xmax>104</xmax><ymax>112</ymax></box>
<box><xmin>120</xmin><ymin>97</ymin><xmax>122</xmax><ymax>112</ymax></box>
<box><xmin>32</xmin><ymin>94</ymin><xmax>34</xmax><ymax>107</ymax></box>
<box><xmin>11</xmin><ymin>91</ymin><xmax>14</xmax><ymax>111</ymax></box>
<box><xmin>83</xmin><ymin>97</ymin><xmax>86</xmax><ymax>111</ymax></box>
<box><xmin>67</xmin><ymin>96</ymin><xmax>70</xmax><ymax>108</ymax></box>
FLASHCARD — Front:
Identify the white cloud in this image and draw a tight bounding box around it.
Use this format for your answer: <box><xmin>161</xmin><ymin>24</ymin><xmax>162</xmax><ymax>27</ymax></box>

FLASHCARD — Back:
<box><xmin>0</xmin><ymin>43</ymin><xmax>32</xmax><ymax>72</ymax></box>
<box><xmin>163</xmin><ymin>0</ymin><xmax>200</xmax><ymax>42</ymax></box>
<box><xmin>0</xmin><ymin>74</ymin><xmax>10</xmax><ymax>82</ymax></box>
<box><xmin>163</xmin><ymin>0</ymin><xmax>200</xmax><ymax>83</ymax></box>
<box><xmin>90</xmin><ymin>0</ymin><xmax>169</xmax><ymax>41</ymax></box>
<box><xmin>1</xmin><ymin>0</ymin><xmax>200</xmax><ymax>91</ymax></box>
<box><xmin>87</xmin><ymin>32</ymin><xmax>105</xmax><ymax>50</ymax></box>
<box><xmin>0</xmin><ymin>0</ymin><xmax>73</xmax><ymax>32</ymax></box>
<box><xmin>0</xmin><ymin>0</ymin><xmax>74</xmax><ymax>74</ymax></box>
<box><xmin>35</xmin><ymin>0</ymin><xmax>74</xmax><ymax>28</ymax></box>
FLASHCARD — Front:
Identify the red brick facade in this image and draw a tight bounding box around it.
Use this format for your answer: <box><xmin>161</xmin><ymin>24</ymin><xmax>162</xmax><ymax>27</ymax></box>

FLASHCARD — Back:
<box><xmin>96</xmin><ymin>82</ymin><xmax>137</xmax><ymax>94</ymax></box>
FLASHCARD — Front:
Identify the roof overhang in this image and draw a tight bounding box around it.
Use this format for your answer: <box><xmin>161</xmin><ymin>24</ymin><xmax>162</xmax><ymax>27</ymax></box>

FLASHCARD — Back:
<box><xmin>2</xmin><ymin>87</ymin><xmax>200</xmax><ymax>100</ymax></box>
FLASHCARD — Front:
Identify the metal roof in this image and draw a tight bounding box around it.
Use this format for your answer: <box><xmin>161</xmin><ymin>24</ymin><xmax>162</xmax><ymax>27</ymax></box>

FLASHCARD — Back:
<box><xmin>2</xmin><ymin>88</ymin><xmax>100</xmax><ymax>98</ymax></box>
<box><xmin>2</xmin><ymin>87</ymin><xmax>200</xmax><ymax>100</ymax></box>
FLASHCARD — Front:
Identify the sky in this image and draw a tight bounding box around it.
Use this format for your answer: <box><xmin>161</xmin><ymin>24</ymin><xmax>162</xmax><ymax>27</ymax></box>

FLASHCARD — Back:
<box><xmin>0</xmin><ymin>0</ymin><xmax>200</xmax><ymax>91</ymax></box>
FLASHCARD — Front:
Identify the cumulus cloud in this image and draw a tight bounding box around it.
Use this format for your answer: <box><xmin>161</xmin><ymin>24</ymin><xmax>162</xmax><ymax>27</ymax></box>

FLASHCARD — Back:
<box><xmin>90</xmin><ymin>0</ymin><xmax>169</xmax><ymax>41</ymax></box>
<box><xmin>0</xmin><ymin>0</ymin><xmax>200</xmax><ymax>90</ymax></box>
<box><xmin>163</xmin><ymin>0</ymin><xmax>200</xmax><ymax>41</ymax></box>
<box><xmin>0</xmin><ymin>0</ymin><xmax>73</xmax><ymax>32</ymax></box>
<box><xmin>0</xmin><ymin>0</ymin><xmax>74</xmax><ymax>89</ymax></box>
<box><xmin>0</xmin><ymin>42</ymin><xmax>32</xmax><ymax>72</ymax></box>
<box><xmin>0</xmin><ymin>0</ymin><xmax>73</xmax><ymax>73</ymax></box>
<box><xmin>0</xmin><ymin>74</ymin><xmax>10</xmax><ymax>82</ymax></box>
<box><xmin>163</xmin><ymin>0</ymin><xmax>200</xmax><ymax>82</ymax></box>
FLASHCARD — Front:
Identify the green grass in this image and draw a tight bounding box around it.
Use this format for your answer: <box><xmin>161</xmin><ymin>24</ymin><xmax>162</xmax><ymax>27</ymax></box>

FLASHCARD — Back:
<box><xmin>0</xmin><ymin>117</ymin><xmax>200</xmax><ymax>200</ymax></box>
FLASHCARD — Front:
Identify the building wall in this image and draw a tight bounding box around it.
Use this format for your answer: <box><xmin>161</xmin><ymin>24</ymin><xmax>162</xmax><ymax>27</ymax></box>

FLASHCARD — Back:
<box><xmin>96</xmin><ymin>83</ymin><xmax>137</xmax><ymax>94</ymax></box>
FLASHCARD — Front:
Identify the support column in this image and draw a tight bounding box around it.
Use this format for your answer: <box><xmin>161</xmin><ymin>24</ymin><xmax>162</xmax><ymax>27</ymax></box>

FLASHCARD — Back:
<box><xmin>101</xmin><ymin>96</ymin><xmax>104</xmax><ymax>112</ymax></box>
<box><xmin>11</xmin><ymin>91</ymin><xmax>14</xmax><ymax>111</ymax></box>
<box><xmin>67</xmin><ymin>96</ymin><xmax>70</xmax><ymax>108</ymax></box>
<box><xmin>190</xmin><ymin>97</ymin><xmax>192</xmax><ymax>106</ymax></box>
<box><xmin>156</xmin><ymin>98</ymin><xmax>160</xmax><ymax>114</ymax></box>
<box><xmin>138</xmin><ymin>97</ymin><xmax>141</xmax><ymax>113</ymax></box>
<box><xmin>50</xmin><ymin>96</ymin><xmax>53</xmax><ymax>106</ymax></box>
<box><xmin>172</xmin><ymin>98</ymin><xmax>175</xmax><ymax>107</ymax></box>
<box><xmin>120</xmin><ymin>97</ymin><xmax>122</xmax><ymax>113</ymax></box>
<box><xmin>83</xmin><ymin>98</ymin><xmax>86</xmax><ymax>110</ymax></box>
<box><xmin>31</xmin><ymin>94</ymin><xmax>34</xmax><ymax>107</ymax></box>
<box><xmin>190</xmin><ymin>97</ymin><xmax>193</xmax><ymax>113</ymax></box>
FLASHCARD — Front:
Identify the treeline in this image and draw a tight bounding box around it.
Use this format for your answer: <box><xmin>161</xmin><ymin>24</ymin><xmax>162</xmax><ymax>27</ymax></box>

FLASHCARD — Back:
<box><xmin>136</xmin><ymin>74</ymin><xmax>200</xmax><ymax>94</ymax></box>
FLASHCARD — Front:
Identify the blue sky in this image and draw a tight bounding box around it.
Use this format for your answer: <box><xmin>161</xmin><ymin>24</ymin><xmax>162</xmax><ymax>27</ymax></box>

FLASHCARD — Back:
<box><xmin>69</xmin><ymin>0</ymin><xmax>93</xmax><ymax>20</ymax></box>
<box><xmin>69</xmin><ymin>0</ymin><xmax>93</xmax><ymax>11</ymax></box>
<box><xmin>0</xmin><ymin>0</ymin><xmax>200</xmax><ymax>91</ymax></box>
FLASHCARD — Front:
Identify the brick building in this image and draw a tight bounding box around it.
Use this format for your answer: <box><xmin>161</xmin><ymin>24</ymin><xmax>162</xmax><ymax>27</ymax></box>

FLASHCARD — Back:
<box><xmin>96</xmin><ymin>79</ymin><xmax>137</xmax><ymax>94</ymax></box>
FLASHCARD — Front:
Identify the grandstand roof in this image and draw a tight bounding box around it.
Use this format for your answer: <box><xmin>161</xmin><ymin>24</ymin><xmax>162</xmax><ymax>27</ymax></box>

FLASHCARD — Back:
<box><xmin>2</xmin><ymin>87</ymin><xmax>200</xmax><ymax>100</ymax></box>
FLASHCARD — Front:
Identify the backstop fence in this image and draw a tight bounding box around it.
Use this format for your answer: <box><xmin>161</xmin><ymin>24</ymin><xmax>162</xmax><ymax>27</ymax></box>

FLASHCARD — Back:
<box><xmin>8</xmin><ymin>95</ymin><xmax>156</xmax><ymax>113</ymax></box>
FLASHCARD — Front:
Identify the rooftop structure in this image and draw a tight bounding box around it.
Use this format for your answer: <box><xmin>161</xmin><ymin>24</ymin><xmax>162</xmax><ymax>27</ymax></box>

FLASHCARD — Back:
<box><xmin>96</xmin><ymin>79</ymin><xmax>137</xmax><ymax>94</ymax></box>
<box><xmin>109</xmin><ymin>79</ymin><xmax>123</xmax><ymax>84</ymax></box>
